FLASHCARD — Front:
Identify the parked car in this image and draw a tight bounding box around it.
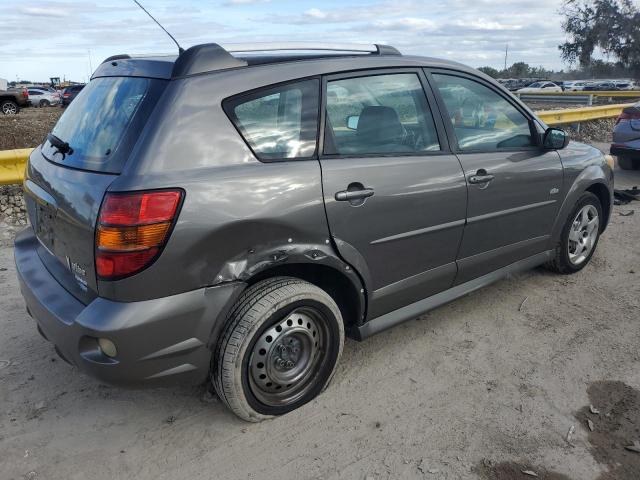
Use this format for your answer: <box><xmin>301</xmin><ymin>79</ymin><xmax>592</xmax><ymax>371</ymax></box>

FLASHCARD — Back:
<box><xmin>517</xmin><ymin>81</ymin><xmax>563</xmax><ymax>93</ymax></box>
<box><xmin>27</xmin><ymin>88</ymin><xmax>60</xmax><ymax>107</ymax></box>
<box><xmin>60</xmin><ymin>84</ymin><xmax>85</xmax><ymax>106</ymax></box>
<box><xmin>0</xmin><ymin>86</ymin><xmax>29</xmax><ymax>114</ymax></box>
<box><xmin>15</xmin><ymin>42</ymin><xmax>614</xmax><ymax>422</ymax></box>
<box><xmin>612</xmin><ymin>81</ymin><xmax>635</xmax><ymax>91</ymax></box>
<box><xmin>610</xmin><ymin>101</ymin><xmax>640</xmax><ymax>170</ymax></box>
<box><xmin>584</xmin><ymin>81</ymin><xmax>616</xmax><ymax>91</ymax></box>
<box><xmin>504</xmin><ymin>78</ymin><xmax>538</xmax><ymax>91</ymax></box>
<box><xmin>562</xmin><ymin>81</ymin><xmax>589</xmax><ymax>91</ymax></box>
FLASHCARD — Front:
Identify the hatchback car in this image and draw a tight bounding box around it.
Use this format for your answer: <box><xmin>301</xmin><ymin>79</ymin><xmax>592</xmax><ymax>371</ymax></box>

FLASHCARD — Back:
<box><xmin>15</xmin><ymin>43</ymin><xmax>613</xmax><ymax>421</ymax></box>
<box><xmin>611</xmin><ymin>101</ymin><xmax>640</xmax><ymax>170</ymax></box>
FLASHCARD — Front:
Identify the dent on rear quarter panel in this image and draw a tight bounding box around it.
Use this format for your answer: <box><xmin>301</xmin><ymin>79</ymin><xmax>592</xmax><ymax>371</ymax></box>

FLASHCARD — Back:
<box><xmin>548</xmin><ymin>141</ymin><xmax>613</xmax><ymax>248</ymax></box>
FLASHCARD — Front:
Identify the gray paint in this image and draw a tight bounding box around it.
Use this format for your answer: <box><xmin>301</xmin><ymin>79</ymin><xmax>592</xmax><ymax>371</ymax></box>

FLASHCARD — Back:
<box><xmin>15</xmin><ymin>49</ymin><xmax>614</xmax><ymax>385</ymax></box>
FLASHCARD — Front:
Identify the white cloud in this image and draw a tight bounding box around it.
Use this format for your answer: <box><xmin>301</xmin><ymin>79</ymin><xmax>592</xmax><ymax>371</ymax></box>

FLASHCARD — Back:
<box><xmin>304</xmin><ymin>8</ymin><xmax>327</xmax><ymax>19</ymax></box>
<box><xmin>224</xmin><ymin>0</ymin><xmax>270</xmax><ymax>4</ymax></box>
<box><xmin>452</xmin><ymin>19</ymin><xmax>523</xmax><ymax>31</ymax></box>
<box><xmin>18</xmin><ymin>6</ymin><xmax>70</xmax><ymax>17</ymax></box>
<box><xmin>370</xmin><ymin>17</ymin><xmax>438</xmax><ymax>32</ymax></box>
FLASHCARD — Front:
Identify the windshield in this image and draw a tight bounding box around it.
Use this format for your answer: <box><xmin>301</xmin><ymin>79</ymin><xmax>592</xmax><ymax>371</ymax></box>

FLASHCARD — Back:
<box><xmin>527</xmin><ymin>82</ymin><xmax>542</xmax><ymax>88</ymax></box>
<box><xmin>44</xmin><ymin>77</ymin><xmax>162</xmax><ymax>173</ymax></box>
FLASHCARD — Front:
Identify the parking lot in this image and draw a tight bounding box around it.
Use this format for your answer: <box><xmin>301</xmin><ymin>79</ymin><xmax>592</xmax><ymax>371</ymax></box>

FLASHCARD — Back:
<box><xmin>0</xmin><ymin>150</ymin><xmax>637</xmax><ymax>480</ymax></box>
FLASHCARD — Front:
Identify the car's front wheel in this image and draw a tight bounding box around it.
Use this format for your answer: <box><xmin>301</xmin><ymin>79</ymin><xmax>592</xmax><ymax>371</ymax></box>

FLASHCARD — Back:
<box><xmin>546</xmin><ymin>192</ymin><xmax>603</xmax><ymax>274</ymax></box>
<box><xmin>39</xmin><ymin>99</ymin><xmax>50</xmax><ymax>108</ymax></box>
<box><xmin>213</xmin><ymin>277</ymin><xmax>344</xmax><ymax>422</ymax></box>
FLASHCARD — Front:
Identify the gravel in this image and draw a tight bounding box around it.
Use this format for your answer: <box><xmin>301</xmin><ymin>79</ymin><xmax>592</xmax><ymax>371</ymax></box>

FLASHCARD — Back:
<box><xmin>566</xmin><ymin>118</ymin><xmax>617</xmax><ymax>144</ymax></box>
<box><xmin>0</xmin><ymin>185</ymin><xmax>28</xmax><ymax>225</ymax></box>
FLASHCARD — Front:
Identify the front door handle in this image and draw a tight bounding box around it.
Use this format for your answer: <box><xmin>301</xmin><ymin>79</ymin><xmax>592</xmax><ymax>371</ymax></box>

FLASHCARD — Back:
<box><xmin>335</xmin><ymin>188</ymin><xmax>375</xmax><ymax>201</ymax></box>
<box><xmin>468</xmin><ymin>169</ymin><xmax>495</xmax><ymax>185</ymax></box>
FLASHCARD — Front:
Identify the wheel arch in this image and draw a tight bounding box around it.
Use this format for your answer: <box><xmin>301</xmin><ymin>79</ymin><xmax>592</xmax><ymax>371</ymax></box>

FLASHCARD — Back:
<box><xmin>585</xmin><ymin>182</ymin><xmax>611</xmax><ymax>231</ymax></box>
<box><xmin>246</xmin><ymin>262</ymin><xmax>366</xmax><ymax>334</ymax></box>
<box><xmin>549</xmin><ymin>165</ymin><xmax>613</xmax><ymax>248</ymax></box>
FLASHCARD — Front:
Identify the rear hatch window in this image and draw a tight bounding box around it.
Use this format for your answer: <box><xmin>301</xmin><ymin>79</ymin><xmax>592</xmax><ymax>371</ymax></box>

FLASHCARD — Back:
<box><xmin>41</xmin><ymin>76</ymin><xmax>164</xmax><ymax>173</ymax></box>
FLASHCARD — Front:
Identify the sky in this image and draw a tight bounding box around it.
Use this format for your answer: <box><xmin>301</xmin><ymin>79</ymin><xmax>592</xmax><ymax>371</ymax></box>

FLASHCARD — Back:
<box><xmin>2</xmin><ymin>0</ymin><xmax>572</xmax><ymax>83</ymax></box>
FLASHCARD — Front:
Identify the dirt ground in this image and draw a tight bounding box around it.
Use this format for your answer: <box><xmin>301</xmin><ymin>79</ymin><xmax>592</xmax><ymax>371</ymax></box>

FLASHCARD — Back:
<box><xmin>0</xmin><ymin>107</ymin><xmax>62</xmax><ymax>150</ymax></box>
<box><xmin>1</xmin><ymin>116</ymin><xmax>639</xmax><ymax>480</ymax></box>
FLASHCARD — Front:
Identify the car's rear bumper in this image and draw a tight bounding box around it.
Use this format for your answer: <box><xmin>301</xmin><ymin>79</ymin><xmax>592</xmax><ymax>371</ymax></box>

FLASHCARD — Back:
<box><xmin>14</xmin><ymin>227</ymin><xmax>245</xmax><ymax>386</ymax></box>
<box><xmin>610</xmin><ymin>144</ymin><xmax>640</xmax><ymax>159</ymax></box>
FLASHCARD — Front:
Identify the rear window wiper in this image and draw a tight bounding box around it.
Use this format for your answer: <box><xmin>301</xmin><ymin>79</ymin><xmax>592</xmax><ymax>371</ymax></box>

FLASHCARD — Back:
<box><xmin>47</xmin><ymin>133</ymin><xmax>74</xmax><ymax>156</ymax></box>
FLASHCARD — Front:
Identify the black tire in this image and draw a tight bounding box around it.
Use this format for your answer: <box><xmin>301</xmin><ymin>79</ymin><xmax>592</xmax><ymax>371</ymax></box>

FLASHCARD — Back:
<box><xmin>213</xmin><ymin>277</ymin><xmax>344</xmax><ymax>422</ymax></box>
<box><xmin>545</xmin><ymin>192</ymin><xmax>603</xmax><ymax>274</ymax></box>
<box><xmin>39</xmin><ymin>99</ymin><xmax>50</xmax><ymax>108</ymax></box>
<box><xmin>1</xmin><ymin>100</ymin><xmax>19</xmax><ymax>115</ymax></box>
<box><xmin>617</xmin><ymin>155</ymin><xmax>638</xmax><ymax>170</ymax></box>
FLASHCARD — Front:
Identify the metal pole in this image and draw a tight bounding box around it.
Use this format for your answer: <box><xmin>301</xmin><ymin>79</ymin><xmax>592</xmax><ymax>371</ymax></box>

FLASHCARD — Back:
<box><xmin>504</xmin><ymin>44</ymin><xmax>508</xmax><ymax>71</ymax></box>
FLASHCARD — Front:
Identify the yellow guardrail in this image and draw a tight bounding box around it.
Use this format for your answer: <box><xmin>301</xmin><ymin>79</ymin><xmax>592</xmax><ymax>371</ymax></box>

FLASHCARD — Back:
<box><xmin>537</xmin><ymin>103</ymin><xmax>634</xmax><ymax>125</ymax></box>
<box><xmin>0</xmin><ymin>148</ymin><xmax>32</xmax><ymax>186</ymax></box>
<box><xmin>516</xmin><ymin>90</ymin><xmax>640</xmax><ymax>97</ymax></box>
<box><xmin>0</xmin><ymin>101</ymin><xmax>636</xmax><ymax>186</ymax></box>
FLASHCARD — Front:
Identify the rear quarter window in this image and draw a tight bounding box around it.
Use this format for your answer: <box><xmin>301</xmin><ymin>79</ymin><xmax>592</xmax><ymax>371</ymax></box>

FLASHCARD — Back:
<box><xmin>223</xmin><ymin>79</ymin><xmax>320</xmax><ymax>161</ymax></box>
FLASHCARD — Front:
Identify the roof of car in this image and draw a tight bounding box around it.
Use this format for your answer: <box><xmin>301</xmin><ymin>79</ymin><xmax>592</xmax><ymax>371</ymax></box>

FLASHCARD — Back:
<box><xmin>93</xmin><ymin>42</ymin><xmax>472</xmax><ymax>81</ymax></box>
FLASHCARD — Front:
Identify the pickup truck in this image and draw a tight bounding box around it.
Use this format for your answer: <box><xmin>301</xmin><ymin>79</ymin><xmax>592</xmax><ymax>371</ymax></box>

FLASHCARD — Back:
<box><xmin>1</xmin><ymin>87</ymin><xmax>29</xmax><ymax>114</ymax></box>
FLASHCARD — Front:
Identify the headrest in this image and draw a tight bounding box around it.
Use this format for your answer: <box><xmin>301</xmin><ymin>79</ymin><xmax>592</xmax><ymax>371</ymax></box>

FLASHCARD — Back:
<box><xmin>357</xmin><ymin>106</ymin><xmax>404</xmax><ymax>144</ymax></box>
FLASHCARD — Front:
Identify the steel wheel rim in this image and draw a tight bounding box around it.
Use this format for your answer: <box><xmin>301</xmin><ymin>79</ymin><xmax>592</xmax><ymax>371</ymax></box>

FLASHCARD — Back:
<box><xmin>249</xmin><ymin>307</ymin><xmax>327</xmax><ymax>407</ymax></box>
<box><xmin>568</xmin><ymin>204</ymin><xmax>599</xmax><ymax>265</ymax></box>
<box><xmin>2</xmin><ymin>103</ymin><xmax>17</xmax><ymax>114</ymax></box>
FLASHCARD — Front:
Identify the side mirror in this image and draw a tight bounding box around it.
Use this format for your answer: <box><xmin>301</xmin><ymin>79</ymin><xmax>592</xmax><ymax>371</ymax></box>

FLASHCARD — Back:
<box><xmin>543</xmin><ymin>127</ymin><xmax>569</xmax><ymax>149</ymax></box>
<box><xmin>346</xmin><ymin>115</ymin><xmax>359</xmax><ymax>130</ymax></box>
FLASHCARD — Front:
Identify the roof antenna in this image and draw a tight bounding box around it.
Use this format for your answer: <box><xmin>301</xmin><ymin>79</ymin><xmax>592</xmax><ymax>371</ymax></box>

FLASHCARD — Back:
<box><xmin>132</xmin><ymin>0</ymin><xmax>184</xmax><ymax>55</ymax></box>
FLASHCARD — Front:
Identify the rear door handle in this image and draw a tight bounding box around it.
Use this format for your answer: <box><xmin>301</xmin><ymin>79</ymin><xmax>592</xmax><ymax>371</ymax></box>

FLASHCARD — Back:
<box><xmin>468</xmin><ymin>169</ymin><xmax>495</xmax><ymax>184</ymax></box>
<box><xmin>335</xmin><ymin>188</ymin><xmax>375</xmax><ymax>202</ymax></box>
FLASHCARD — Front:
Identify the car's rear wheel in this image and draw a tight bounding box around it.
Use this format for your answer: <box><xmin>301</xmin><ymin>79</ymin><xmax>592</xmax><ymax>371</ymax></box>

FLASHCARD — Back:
<box><xmin>39</xmin><ymin>99</ymin><xmax>50</xmax><ymax>108</ymax></box>
<box><xmin>1</xmin><ymin>100</ymin><xmax>18</xmax><ymax>115</ymax></box>
<box><xmin>546</xmin><ymin>192</ymin><xmax>602</xmax><ymax>274</ymax></box>
<box><xmin>213</xmin><ymin>277</ymin><xmax>344</xmax><ymax>422</ymax></box>
<box><xmin>617</xmin><ymin>155</ymin><xmax>638</xmax><ymax>170</ymax></box>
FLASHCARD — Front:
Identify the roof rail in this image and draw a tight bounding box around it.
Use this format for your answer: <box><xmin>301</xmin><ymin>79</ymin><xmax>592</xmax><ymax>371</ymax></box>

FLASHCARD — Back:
<box><xmin>220</xmin><ymin>42</ymin><xmax>401</xmax><ymax>56</ymax></box>
<box><xmin>105</xmin><ymin>43</ymin><xmax>403</xmax><ymax>78</ymax></box>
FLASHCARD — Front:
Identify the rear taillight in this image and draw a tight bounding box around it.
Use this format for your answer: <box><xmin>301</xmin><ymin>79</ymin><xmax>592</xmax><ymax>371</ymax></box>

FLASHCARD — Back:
<box><xmin>96</xmin><ymin>190</ymin><xmax>183</xmax><ymax>279</ymax></box>
<box><xmin>63</xmin><ymin>93</ymin><xmax>70</xmax><ymax>97</ymax></box>
<box><xmin>22</xmin><ymin>89</ymin><xmax>28</xmax><ymax>99</ymax></box>
<box><xmin>616</xmin><ymin>110</ymin><xmax>640</xmax><ymax>124</ymax></box>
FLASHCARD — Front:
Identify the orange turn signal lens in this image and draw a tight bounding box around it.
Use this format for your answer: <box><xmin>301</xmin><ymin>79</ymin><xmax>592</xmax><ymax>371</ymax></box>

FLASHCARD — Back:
<box><xmin>97</xmin><ymin>222</ymin><xmax>171</xmax><ymax>251</ymax></box>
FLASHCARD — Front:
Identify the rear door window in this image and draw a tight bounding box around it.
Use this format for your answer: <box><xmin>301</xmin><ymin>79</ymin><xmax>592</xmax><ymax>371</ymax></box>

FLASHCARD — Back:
<box><xmin>42</xmin><ymin>77</ymin><xmax>164</xmax><ymax>173</ymax></box>
<box><xmin>224</xmin><ymin>79</ymin><xmax>319</xmax><ymax>161</ymax></box>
